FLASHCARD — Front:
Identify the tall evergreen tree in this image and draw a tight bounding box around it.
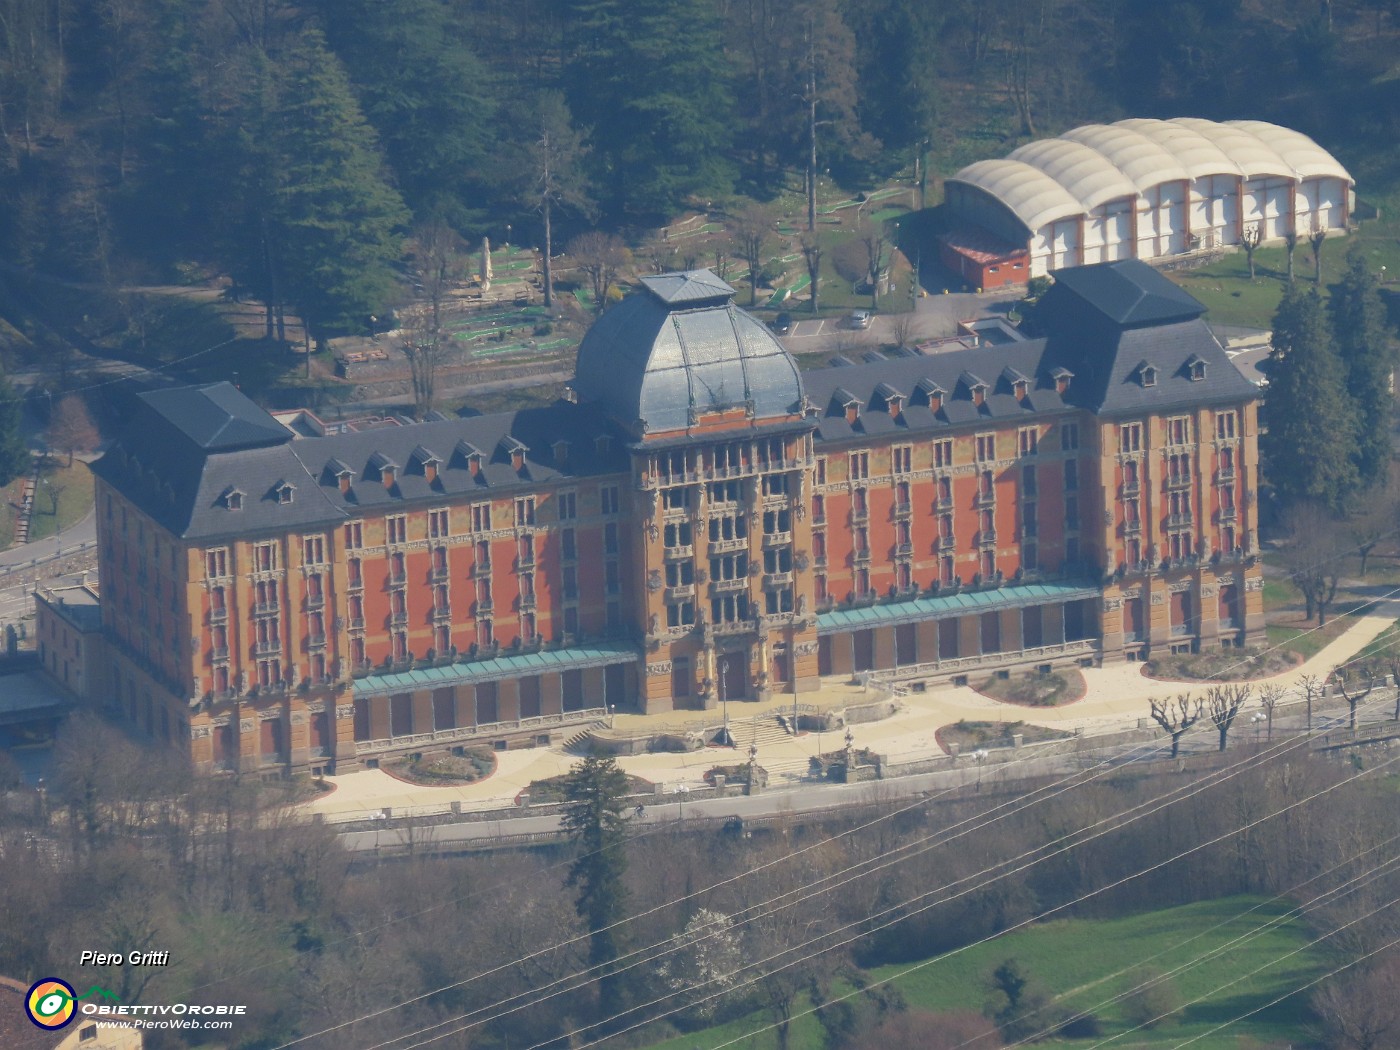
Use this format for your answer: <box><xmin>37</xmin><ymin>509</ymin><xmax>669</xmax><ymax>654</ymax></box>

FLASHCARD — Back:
<box><xmin>561</xmin><ymin>753</ymin><xmax>631</xmax><ymax>1020</ymax></box>
<box><xmin>268</xmin><ymin>35</ymin><xmax>411</xmax><ymax>337</ymax></box>
<box><xmin>0</xmin><ymin>367</ymin><xmax>29</xmax><ymax>487</ymax></box>
<box><xmin>1262</xmin><ymin>282</ymin><xmax>1358</xmax><ymax>510</ymax></box>
<box><xmin>314</xmin><ymin>0</ymin><xmax>497</xmax><ymax>225</ymax></box>
<box><xmin>563</xmin><ymin>0</ymin><xmax>735</xmax><ymax>219</ymax></box>
<box><xmin>1330</xmin><ymin>241</ymin><xmax>1397</xmax><ymax>492</ymax></box>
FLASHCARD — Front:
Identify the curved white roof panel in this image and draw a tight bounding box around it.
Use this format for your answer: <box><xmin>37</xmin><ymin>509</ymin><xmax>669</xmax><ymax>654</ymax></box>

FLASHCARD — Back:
<box><xmin>950</xmin><ymin>118</ymin><xmax>1353</xmax><ymax>236</ymax></box>
<box><xmin>1062</xmin><ymin>124</ymin><xmax>1189</xmax><ymax>191</ymax></box>
<box><xmin>1167</xmin><ymin>118</ymin><xmax>1293</xmax><ymax>179</ymax></box>
<box><xmin>1226</xmin><ymin>120</ymin><xmax>1353</xmax><ymax>182</ymax></box>
<box><xmin>1008</xmin><ymin>138</ymin><xmax>1138</xmax><ymax>211</ymax></box>
<box><xmin>949</xmin><ymin>159</ymin><xmax>1086</xmax><ymax>234</ymax></box>
<box><xmin>1112</xmin><ymin>119</ymin><xmax>1244</xmax><ymax>179</ymax></box>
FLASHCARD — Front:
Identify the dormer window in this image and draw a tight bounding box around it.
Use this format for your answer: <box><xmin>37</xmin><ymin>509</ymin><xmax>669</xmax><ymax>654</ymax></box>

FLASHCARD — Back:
<box><xmin>276</xmin><ymin>483</ymin><xmax>294</xmax><ymax>505</ymax></box>
<box><xmin>224</xmin><ymin>489</ymin><xmax>244</xmax><ymax>511</ymax></box>
<box><xmin>595</xmin><ymin>435</ymin><xmax>613</xmax><ymax>455</ymax></box>
<box><xmin>1137</xmin><ymin>363</ymin><xmax>1158</xmax><ymax>388</ymax></box>
<box><xmin>1051</xmin><ymin>368</ymin><xmax>1074</xmax><ymax>395</ymax></box>
<box><xmin>411</xmin><ymin>445</ymin><xmax>442</xmax><ymax>483</ymax></box>
<box><xmin>1187</xmin><ymin>356</ymin><xmax>1207</xmax><ymax>382</ymax></box>
<box><xmin>845</xmin><ymin>399</ymin><xmax>861</xmax><ymax>425</ymax></box>
<box><xmin>468</xmin><ymin>453</ymin><xmax>484</xmax><ymax>476</ymax></box>
<box><xmin>1013</xmin><ymin>380</ymin><xmax>1027</xmax><ymax>400</ymax></box>
<box><xmin>972</xmin><ymin>384</ymin><xmax>987</xmax><ymax>407</ymax></box>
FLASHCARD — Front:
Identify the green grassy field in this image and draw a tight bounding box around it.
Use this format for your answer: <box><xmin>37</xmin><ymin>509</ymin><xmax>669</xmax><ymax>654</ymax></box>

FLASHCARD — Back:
<box><xmin>27</xmin><ymin>459</ymin><xmax>94</xmax><ymax>542</ymax></box>
<box><xmin>642</xmin><ymin>897</ymin><xmax>1328</xmax><ymax>1050</ymax></box>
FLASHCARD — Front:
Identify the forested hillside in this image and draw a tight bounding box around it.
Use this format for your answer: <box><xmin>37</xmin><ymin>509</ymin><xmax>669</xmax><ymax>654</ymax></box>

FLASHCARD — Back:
<box><xmin>1</xmin><ymin>0</ymin><xmax>1398</xmax><ymax>341</ymax></box>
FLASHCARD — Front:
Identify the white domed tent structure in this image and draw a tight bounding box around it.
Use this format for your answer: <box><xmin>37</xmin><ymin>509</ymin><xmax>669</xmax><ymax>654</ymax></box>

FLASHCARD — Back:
<box><xmin>943</xmin><ymin>118</ymin><xmax>1353</xmax><ymax>280</ymax></box>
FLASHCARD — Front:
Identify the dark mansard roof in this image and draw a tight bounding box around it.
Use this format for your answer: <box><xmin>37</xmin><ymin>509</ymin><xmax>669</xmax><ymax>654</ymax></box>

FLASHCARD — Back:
<box><xmin>93</xmin><ymin>263</ymin><xmax>1254</xmax><ymax>540</ymax></box>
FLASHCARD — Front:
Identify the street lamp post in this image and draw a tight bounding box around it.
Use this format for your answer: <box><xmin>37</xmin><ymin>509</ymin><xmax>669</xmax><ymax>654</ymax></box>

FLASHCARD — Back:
<box><xmin>676</xmin><ymin>783</ymin><xmax>689</xmax><ymax>821</ymax></box>
<box><xmin>1250</xmin><ymin>711</ymin><xmax>1265</xmax><ymax>746</ymax></box>
<box><xmin>973</xmin><ymin>748</ymin><xmax>988</xmax><ymax>792</ymax></box>
<box><xmin>720</xmin><ymin>654</ymin><xmax>729</xmax><ymax>746</ymax></box>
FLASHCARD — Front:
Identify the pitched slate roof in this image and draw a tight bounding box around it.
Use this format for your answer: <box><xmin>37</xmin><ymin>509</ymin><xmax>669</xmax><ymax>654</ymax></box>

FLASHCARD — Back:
<box><xmin>92</xmin><ymin>389</ymin><xmax>631</xmax><ymax>542</ymax></box>
<box><xmin>140</xmin><ymin>382</ymin><xmax>294</xmax><ymax>451</ymax></box>
<box><xmin>639</xmin><ymin>269</ymin><xmax>736</xmax><ymax>305</ymax></box>
<box><xmin>804</xmin><ymin>294</ymin><xmax>1255</xmax><ymax>443</ymax></box>
<box><xmin>1047</xmin><ymin>259</ymin><xmax>1205</xmax><ymax>328</ymax></box>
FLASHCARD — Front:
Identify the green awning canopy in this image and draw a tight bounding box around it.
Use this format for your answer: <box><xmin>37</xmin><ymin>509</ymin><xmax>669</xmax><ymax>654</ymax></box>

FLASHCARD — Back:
<box><xmin>816</xmin><ymin>580</ymin><xmax>1101</xmax><ymax>634</ymax></box>
<box><xmin>352</xmin><ymin>640</ymin><xmax>641</xmax><ymax>699</ymax></box>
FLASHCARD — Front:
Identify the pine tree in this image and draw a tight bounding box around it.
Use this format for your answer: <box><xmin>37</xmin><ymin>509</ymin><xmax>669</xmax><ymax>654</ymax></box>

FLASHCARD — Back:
<box><xmin>269</xmin><ymin>34</ymin><xmax>411</xmax><ymax>337</ymax></box>
<box><xmin>564</xmin><ymin>0</ymin><xmax>735</xmax><ymax>219</ymax></box>
<box><xmin>0</xmin><ymin>368</ymin><xmax>30</xmax><ymax>487</ymax></box>
<box><xmin>561</xmin><ymin>753</ymin><xmax>631</xmax><ymax>1021</ymax></box>
<box><xmin>1330</xmin><ymin>241</ymin><xmax>1396</xmax><ymax>492</ymax></box>
<box><xmin>1261</xmin><ymin>282</ymin><xmax>1358</xmax><ymax>510</ymax></box>
<box><xmin>314</xmin><ymin>0</ymin><xmax>497</xmax><ymax>225</ymax></box>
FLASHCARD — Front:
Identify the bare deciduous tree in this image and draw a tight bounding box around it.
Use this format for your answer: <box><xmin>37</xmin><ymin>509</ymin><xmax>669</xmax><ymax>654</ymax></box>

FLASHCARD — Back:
<box><xmin>1148</xmin><ymin>694</ymin><xmax>1203</xmax><ymax>758</ymax></box>
<box><xmin>1258</xmin><ymin>682</ymin><xmax>1286</xmax><ymax>741</ymax></box>
<box><xmin>567</xmin><ymin>231</ymin><xmax>632</xmax><ymax>313</ymax></box>
<box><xmin>1283</xmin><ymin>227</ymin><xmax>1299</xmax><ymax>283</ymax></box>
<box><xmin>857</xmin><ymin>213</ymin><xmax>889</xmax><ymax>308</ymax></box>
<box><xmin>1335</xmin><ymin>669</ymin><xmax>1376</xmax><ymax>731</ymax></box>
<box><xmin>1205</xmin><ymin>684</ymin><xmax>1253</xmax><ymax>751</ymax></box>
<box><xmin>1312</xmin><ymin>952</ymin><xmax>1400</xmax><ymax>1050</ymax></box>
<box><xmin>1310</xmin><ymin>227</ymin><xmax>1329</xmax><ymax>284</ymax></box>
<box><xmin>801</xmin><ymin>233</ymin><xmax>824</xmax><ymax>315</ymax></box>
<box><xmin>1300</xmin><ymin>672</ymin><xmax>1322</xmax><ymax>732</ymax></box>
<box><xmin>48</xmin><ymin>393</ymin><xmax>100</xmax><ymax>465</ymax></box>
<box><xmin>1282</xmin><ymin>502</ymin><xmax>1347</xmax><ymax>624</ymax></box>
<box><xmin>1242</xmin><ymin>223</ymin><xmax>1263</xmax><ymax>279</ymax></box>
<box><xmin>732</xmin><ymin>203</ymin><xmax>772</xmax><ymax>306</ymax></box>
<box><xmin>400</xmin><ymin>221</ymin><xmax>465</xmax><ymax>420</ymax></box>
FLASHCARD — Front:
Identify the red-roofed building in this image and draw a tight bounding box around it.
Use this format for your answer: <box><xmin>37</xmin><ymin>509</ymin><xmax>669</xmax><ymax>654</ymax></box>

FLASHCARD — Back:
<box><xmin>938</xmin><ymin>226</ymin><xmax>1031</xmax><ymax>290</ymax></box>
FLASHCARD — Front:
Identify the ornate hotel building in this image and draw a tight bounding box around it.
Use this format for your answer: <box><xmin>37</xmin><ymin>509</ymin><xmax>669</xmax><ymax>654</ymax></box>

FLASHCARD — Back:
<box><xmin>65</xmin><ymin>261</ymin><xmax>1263</xmax><ymax>774</ymax></box>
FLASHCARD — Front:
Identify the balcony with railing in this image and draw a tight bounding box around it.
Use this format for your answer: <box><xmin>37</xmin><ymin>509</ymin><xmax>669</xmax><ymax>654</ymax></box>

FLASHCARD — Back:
<box><xmin>709</xmin><ymin>535</ymin><xmax>747</xmax><ymax>554</ymax></box>
<box><xmin>895</xmin><ymin>542</ymin><xmax>914</xmax><ymax>557</ymax></box>
<box><xmin>664</xmin><ymin>544</ymin><xmax>695</xmax><ymax>560</ymax></box>
<box><xmin>936</xmin><ymin>535</ymin><xmax>957</xmax><ymax>553</ymax></box>
<box><xmin>429</xmin><ymin>565</ymin><xmax>451</xmax><ymax>583</ymax></box>
<box><xmin>1167</xmin><ymin>512</ymin><xmax>1194</xmax><ymax>528</ymax></box>
<box><xmin>664</xmin><ymin>584</ymin><xmax>695</xmax><ymax>601</ymax></box>
<box><xmin>252</xmin><ymin>600</ymin><xmax>280</xmax><ymax>616</ymax></box>
<box><xmin>762</xmin><ymin>531</ymin><xmax>792</xmax><ymax>549</ymax></box>
<box><xmin>853</xmin><ymin>547</ymin><xmax>872</xmax><ymax>564</ymax></box>
<box><xmin>976</xmin><ymin>529</ymin><xmax>997</xmax><ymax>547</ymax></box>
<box><xmin>390</xmin><ymin>610</ymin><xmax>409</xmax><ymax>626</ymax></box>
<box><xmin>711</xmin><ymin>576</ymin><xmax>747</xmax><ymax>594</ymax></box>
<box><xmin>252</xmin><ymin>639</ymin><xmax>282</xmax><ymax>657</ymax></box>
<box><xmin>210</xmin><ymin>646</ymin><xmax>230</xmax><ymax>661</ymax></box>
<box><xmin>934</xmin><ymin>496</ymin><xmax>954</xmax><ymax>512</ymax></box>
<box><xmin>306</xmin><ymin>633</ymin><xmax>327</xmax><ymax>649</ymax></box>
<box><xmin>1165</xmin><ymin>472</ymin><xmax>1192</xmax><ymax>491</ymax></box>
<box><xmin>209</xmin><ymin>605</ymin><xmax>228</xmax><ymax>624</ymax></box>
<box><xmin>762</xmin><ymin>571</ymin><xmax>793</xmax><ymax>589</ymax></box>
<box><xmin>893</xmin><ymin>502</ymin><xmax>913</xmax><ymax>520</ymax></box>
<box><xmin>974</xmin><ymin>490</ymin><xmax>996</xmax><ymax>509</ymax></box>
<box><xmin>432</xmin><ymin>605</ymin><xmax>453</xmax><ymax>623</ymax></box>
<box><xmin>471</xmin><ymin>561</ymin><xmax>492</xmax><ymax>578</ymax></box>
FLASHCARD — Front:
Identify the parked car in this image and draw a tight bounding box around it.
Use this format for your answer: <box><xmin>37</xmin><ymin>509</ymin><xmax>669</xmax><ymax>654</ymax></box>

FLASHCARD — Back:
<box><xmin>772</xmin><ymin>311</ymin><xmax>793</xmax><ymax>335</ymax></box>
<box><xmin>849</xmin><ymin>308</ymin><xmax>872</xmax><ymax>330</ymax></box>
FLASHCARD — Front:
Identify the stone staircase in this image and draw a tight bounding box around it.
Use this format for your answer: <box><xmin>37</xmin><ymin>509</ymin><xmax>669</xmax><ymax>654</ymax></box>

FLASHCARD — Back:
<box><xmin>561</xmin><ymin>723</ymin><xmax>606</xmax><ymax>754</ymax></box>
<box><xmin>724</xmin><ymin>714</ymin><xmax>812</xmax><ymax>780</ymax></box>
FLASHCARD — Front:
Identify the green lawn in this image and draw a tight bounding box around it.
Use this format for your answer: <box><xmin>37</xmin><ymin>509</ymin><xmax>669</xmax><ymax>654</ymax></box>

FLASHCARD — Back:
<box><xmin>27</xmin><ymin>459</ymin><xmax>94</xmax><ymax>542</ymax></box>
<box><xmin>1167</xmin><ymin>195</ymin><xmax>1400</xmax><ymax>330</ymax></box>
<box><xmin>643</xmin><ymin>897</ymin><xmax>1328</xmax><ymax>1050</ymax></box>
